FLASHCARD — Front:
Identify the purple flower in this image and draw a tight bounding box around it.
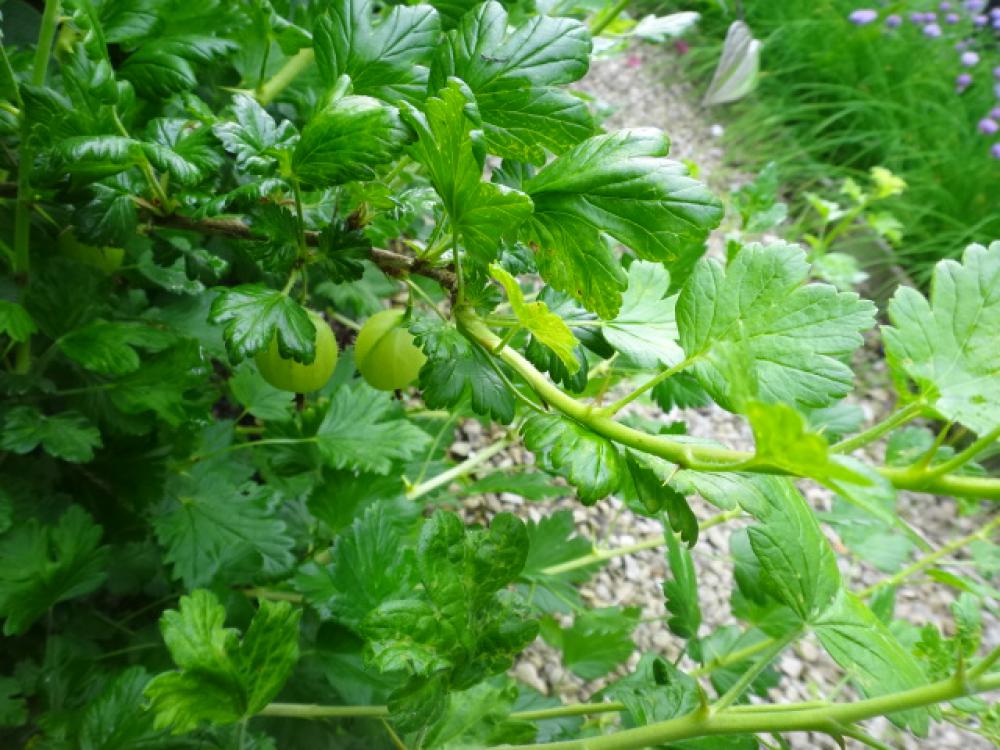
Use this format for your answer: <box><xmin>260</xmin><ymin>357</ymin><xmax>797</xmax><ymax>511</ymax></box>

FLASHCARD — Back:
<box><xmin>991</xmin><ymin>143</ymin><xmax>1000</xmax><ymax>159</ymax></box>
<box><xmin>990</xmin><ymin>107</ymin><xmax>1000</xmax><ymax>120</ymax></box>
<box><xmin>955</xmin><ymin>40</ymin><xmax>969</xmax><ymax>50</ymax></box>
<box><xmin>945</xmin><ymin>12</ymin><xmax>960</xmax><ymax>23</ymax></box>
<box><xmin>910</xmin><ymin>11</ymin><xmax>925</xmax><ymax>22</ymax></box>
<box><xmin>995</xmin><ymin>83</ymin><xmax>1000</xmax><ymax>98</ymax></box>
<box><xmin>940</xmin><ymin>1</ymin><xmax>951</xmax><ymax>9</ymax></box>
<box><xmin>978</xmin><ymin>118</ymin><xmax>999</xmax><ymax>134</ymax></box>
<box><xmin>964</xmin><ymin>0</ymin><xmax>986</xmax><ymax>12</ymax></box>
<box><xmin>924</xmin><ymin>22</ymin><xmax>942</xmax><ymax>37</ymax></box>
<box><xmin>974</xmin><ymin>14</ymin><xmax>988</xmax><ymax>25</ymax></box>
<box><xmin>994</xmin><ymin>16</ymin><xmax>1000</xmax><ymax>28</ymax></box>
<box><xmin>849</xmin><ymin>9</ymin><xmax>878</xmax><ymax>25</ymax></box>
<box><xmin>994</xmin><ymin>66</ymin><xmax>1000</xmax><ymax>80</ymax></box>
<box><xmin>991</xmin><ymin>7</ymin><xmax>1000</xmax><ymax>17</ymax></box>
<box><xmin>956</xmin><ymin>72</ymin><xmax>973</xmax><ymax>91</ymax></box>
<box><xmin>961</xmin><ymin>51</ymin><xmax>981</xmax><ymax>66</ymax></box>
<box><xmin>886</xmin><ymin>13</ymin><xmax>902</xmax><ymax>28</ymax></box>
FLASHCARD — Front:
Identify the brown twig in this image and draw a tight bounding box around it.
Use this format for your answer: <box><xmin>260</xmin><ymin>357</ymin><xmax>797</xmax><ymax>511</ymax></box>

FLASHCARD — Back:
<box><xmin>152</xmin><ymin>212</ymin><xmax>457</xmax><ymax>290</ymax></box>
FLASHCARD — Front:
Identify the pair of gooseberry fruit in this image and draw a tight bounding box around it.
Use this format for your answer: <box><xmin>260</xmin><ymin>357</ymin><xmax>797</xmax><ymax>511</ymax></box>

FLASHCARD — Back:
<box><xmin>254</xmin><ymin>308</ymin><xmax>426</xmax><ymax>393</ymax></box>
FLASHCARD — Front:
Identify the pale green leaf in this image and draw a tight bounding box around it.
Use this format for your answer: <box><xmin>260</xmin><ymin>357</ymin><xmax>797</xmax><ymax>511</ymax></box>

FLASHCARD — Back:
<box><xmin>678</xmin><ymin>241</ymin><xmax>875</xmax><ymax>410</ymax></box>
<box><xmin>884</xmin><ymin>241</ymin><xmax>1000</xmax><ymax>435</ymax></box>
<box><xmin>814</xmin><ymin>589</ymin><xmax>929</xmax><ymax>733</ymax></box>
<box><xmin>603</xmin><ymin>260</ymin><xmax>683</xmax><ymax>368</ymax></box>
<box><xmin>490</xmin><ymin>264</ymin><xmax>578</xmax><ymax>370</ymax></box>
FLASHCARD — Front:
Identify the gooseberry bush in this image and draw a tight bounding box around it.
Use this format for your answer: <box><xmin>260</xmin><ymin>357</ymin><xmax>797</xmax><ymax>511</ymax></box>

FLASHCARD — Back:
<box><xmin>1</xmin><ymin>1</ymin><xmax>999</xmax><ymax>748</ymax></box>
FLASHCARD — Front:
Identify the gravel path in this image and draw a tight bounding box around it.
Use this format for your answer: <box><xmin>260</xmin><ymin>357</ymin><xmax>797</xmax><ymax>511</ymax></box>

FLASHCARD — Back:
<box><xmin>466</xmin><ymin>43</ymin><xmax>998</xmax><ymax>750</ymax></box>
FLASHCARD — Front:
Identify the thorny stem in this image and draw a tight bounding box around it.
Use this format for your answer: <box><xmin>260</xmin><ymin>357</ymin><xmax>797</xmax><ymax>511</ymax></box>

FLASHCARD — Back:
<box><xmin>10</xmin><ymin>0</ymin><xmax>62</xmax><ymax>373</ymax></box>
<box><xmin>257</xmin><ymin>670</ymin><xmax>1000</xmax><ymax>747</ymax></box>
<box><xmin>31</xmin><ymin>0</ymin><xmax>61</xmax><ymax>87</ymax></box>
<box><xmin>458</xmin><ymin>307</ymin><xmax>1000</xmax><ymax>501</ymax></box>
<box><xmin>496</xmin><ymin>671</ymin><xmax>1000</xmax><ymax>750</ymax></box>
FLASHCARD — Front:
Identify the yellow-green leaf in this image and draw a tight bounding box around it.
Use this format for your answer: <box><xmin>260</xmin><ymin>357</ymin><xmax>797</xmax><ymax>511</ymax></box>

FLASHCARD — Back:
<box><xmin>490</xmin><ymin>264</ymin><xmax>579</xmax><ymax>370</ymax></box>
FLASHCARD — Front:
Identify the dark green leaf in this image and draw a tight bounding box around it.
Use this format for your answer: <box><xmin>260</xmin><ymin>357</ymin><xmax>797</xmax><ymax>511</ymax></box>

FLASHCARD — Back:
<box><xmin>313</xmin><ymin>0</ymin><xmax>441</xmax><ymax>105</ymax></box>
<box><xmin>412</xmin><ymin>317</ymin><xmax>516</xmax><ymax>424</ymax></box>
<box><xmin>58</xmin><ymin>319</ymin><xmax>174</xmax><ymax>376</ymax></box>
<box><xmin>212</xmin><ymin>93</ymin><xmax>296</xmax><ymax>174</ymax></box>
<box><xmin>523</xmin><ymin>129</ymin><xmax>722</xmax><ymax>317</ymax></box>
<box><xmin>209</xmin><ymin>285</ymin><xmax>316</xmax><ymax>364</ymax></box>
<box><xmin>401</xmin><ymin>81</ymin><xmax>533</xmax><ymax>265</ymax></box>
<box><xmin>0</xmin><ymin>301</ymin><xmax>37</xmax><ymax>343</ymax></box>
<box><xmin>145</xmin><ymin>590</ymin><xmax>300</xmax><ymax>732</ymax></box>
<box><xmin>314</xmin><ymin>383</ymin><xmax>432</xmax><ymax>474</ymax></box>
<box><xmin>663</xmin><ymin>530</ymin><xmax>700</xmax><ymax>639</ymax></box>
<box><xmin>429</xmin><ymin>1</ymin><xmax>593</xmax><ymax>163</ymax></box>
<box><xmin>294</xmin><ymin>504</ymin><xmax>417</xmax><ymax>628</ymax></box>
<box><xmin>1</xmin><ymin>405</ymin><xmax>102</xmax><ymax>463</ymax></box>
<box><xmin>522</xmin><ymin>413</ymin><xmax>624</xmax><ymax>504</ymax></box>
<box><xmin>544</xmin><ymin>606</ymin><xmax>639</xmax><ymax>680</ymax></box>
<box><xmin>293</xmin><ymin>96</ymin><xmax>410</xmax><ymax>188</ymax></box>
<box><xmin>0</xmin><ymin>506</ymin><xmax>108</xmax><ymax>635</ymax></box>
<box><xmin>155</xmin><ymin>469</ymin><xmax>294</xmax><ymax>588</ymax></box>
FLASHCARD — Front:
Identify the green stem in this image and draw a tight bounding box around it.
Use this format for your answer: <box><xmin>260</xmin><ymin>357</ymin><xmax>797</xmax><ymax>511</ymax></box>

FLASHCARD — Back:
<box><xmin>510</xmin><ymin>702</ymin><xmax>625</xmax><ymax>722</ymax></box>
<box><xmin>244</xmin><ymin>588</ymin><xmax>304</xmax><ymax>603</ymax></box>
<box><xmin>857</xmin><ymin>514</ymin><xmax>1000</xmax><ymax>598</ymax></box>
<box><xmin>291</xmin><ymin>178</ymin><xmax>308</xmax><ymax>259</ymax></box>
<box><xmin>258</xmin><ymin>672</ymin><xmax>1000</xmax><ymax>747</ymax></box>
<box><xmin>405</xmin><ymin>439</ymin><xmax>512</xmax><ymax>501</ymax></box>
<box><xmin>31</xmin><ymin>0</ymin><xmax>62</xmax><ymax>86</ymax></box>
<box><xmin>257</xmin><ymin>47</ymin><xmax>315</xmax><ymax>104</ymax></box>
<box><xmin>261</xmin><ymin>703</ymin><xmax>389</xmax><ymax>719</ymax></box>
<box><xmin>496</xmin><ymin>672</ymin><xmax>1000</xmax><ymax>750</ymax></box>
<box><xmin>923</xmin><ymin>424</ymin><xmax>1000</xmax><ymax>479</ymax></box>
<box><xmin>190</xmin><ymin>437</ymin><xmax>315</xmax><ymax>463</ymax></box>
<box><xmin>541</xmin><ymin>509</ymin><xmax>741</xmax><ymax>577</ymax></box>
<box><xmin>690</xmin><ymin>636</ymin><xmax>776</xmax><ymax>678</ymax></box>
<box><xmin>597</xmin><ymin>358</ymin><xmax>695</xmax><ymax>417</ymax></box>
<box><xmin>9</xmin><ymin>1</ymin><xmax>60</xmax><ymax>374</ymax></box>
<box><xmin>590</xmin><ymin>0</ymin><xmax>630</xmax><ymax>35</ymax></box>
<box><xmin>711</xmin><ymin>629</ymin><xmax>799</xmax><ymax>712</ymax></box>
<box><xmin>966</xmin><ymin>644</ymin><xmax>1000</xmax><ymax>681</ymax></box>
<box><xmin>831</xmin><ymin>401</ymin><xmax>924</xmax><ymax>453</ymax></box>
<box><xmin>111</xmin><ymin>108</ymin><xmax>171</xmax><ymax>208</ymax></box>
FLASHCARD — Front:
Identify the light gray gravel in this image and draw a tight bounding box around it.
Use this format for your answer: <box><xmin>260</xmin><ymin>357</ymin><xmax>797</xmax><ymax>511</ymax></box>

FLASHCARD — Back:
<box><xmin>456</xmin><ymin>42</ymin><xmax>998</xmax><ymax>750</ymax></box>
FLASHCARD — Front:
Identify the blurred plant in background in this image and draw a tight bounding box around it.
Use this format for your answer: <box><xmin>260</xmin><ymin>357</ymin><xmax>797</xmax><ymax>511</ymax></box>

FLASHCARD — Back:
<box><xmin>661</xmin><ymin>0</ymin><xmax>1000</xmax><ymax>283</ymax></box>
<box><xmin>847</xmin><ymin>2</ymin><xmax>1000</xmax><ymax>160</ymax></box>
<box><xmin>801</xmin><ymin>166</ymin><xmax>908</xmax><ymax>290</ymax></box>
